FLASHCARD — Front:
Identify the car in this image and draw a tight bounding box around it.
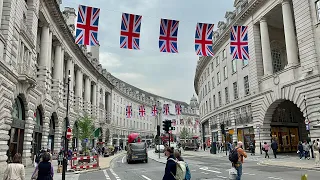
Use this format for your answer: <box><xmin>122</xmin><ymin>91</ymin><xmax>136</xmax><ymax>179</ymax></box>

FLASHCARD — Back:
<box><xmin>127</xmin><ymin>142</ymin><xmax>148</xmax><ymax>164</ymax></box>
<box><xmin>155</xmin><ymin>145</ymin><xmax>165</xmax><ymax>153</ymax></box>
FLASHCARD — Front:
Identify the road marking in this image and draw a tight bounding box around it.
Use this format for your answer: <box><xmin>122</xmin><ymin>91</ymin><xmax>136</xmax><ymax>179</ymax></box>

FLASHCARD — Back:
<box><xmin>121</xmin><ymin>155</ymin><xmax>126</xmax><ymax>163</ymax></box>
<box><xmin>216</xmin><ymin>175</ymin><xmax>227</xmax><ymax>179</ymax></box>
<box><xmin>268</xmin><ymin>177</ymin><xmax>284</xmax><ymax>180</ymax></box>
<box><xmin>110</xmin><ymin>169</ymin><xmax>121</xmax><ymax>180</ymax></box>
<box><xmin>141</xmin><ymin>175</ymin><xmax>152</xmax><ymax>180</ymax></box>
<box><xmin>201</xmin><ymin>172</ymin><xmax>209</xmax><ymax>175</ymax></box>
<box><xmin>243</xmin><ymin>172</ymin><xmax>256</xmax><ymax>176</ymax></box>
<box><xmin>103</xmin><ymin>170</ymin><xmax>111</xmax><ymax>180</ymax></box>
<box><xmin>199</xmin><ymin>167</ymin><xmax>222</xmax><ymax>174</ymax></box>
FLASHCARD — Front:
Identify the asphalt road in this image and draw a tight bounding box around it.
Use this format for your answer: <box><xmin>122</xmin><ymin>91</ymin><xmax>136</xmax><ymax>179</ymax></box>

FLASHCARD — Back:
<box><xmin>77</xmin><ymin>153</ymin><xmax>320</xmax><ymax>180</ymax></box>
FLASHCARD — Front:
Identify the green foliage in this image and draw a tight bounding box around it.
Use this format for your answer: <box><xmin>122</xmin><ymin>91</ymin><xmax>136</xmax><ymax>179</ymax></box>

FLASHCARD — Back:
<box><xmin>77</xmin><ymin>114</ymin><xmax>95</xmax><ymax>141</ymax></box>
<box><xmin>180</xmin><ymin>127</ymin><xmax>190</xmax><ymax>139</ymax></box>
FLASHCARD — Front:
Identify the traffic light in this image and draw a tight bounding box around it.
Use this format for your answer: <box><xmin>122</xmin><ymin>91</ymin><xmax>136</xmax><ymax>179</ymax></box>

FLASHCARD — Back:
<box><xmin>162</xmin><ymin>120</ymin><xmax>172</xmax><ymax>133</ymax></box>
<box><xmin>220</xmin><ymin>124</ymin><xmax>225</xmax><ymax>135</ymax></box>
<box><xmin>170</xmin><ymin>127</ymin><xmax>175</xmax><ymax>130</ymax></box>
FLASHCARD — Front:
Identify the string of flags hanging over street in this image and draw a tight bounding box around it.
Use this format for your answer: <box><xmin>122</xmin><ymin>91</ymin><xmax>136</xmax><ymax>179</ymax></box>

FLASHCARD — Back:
<box><xmin>74</xmin><ymin>4</ymin><xmax>250</xmax><ymax>59</ymax></box>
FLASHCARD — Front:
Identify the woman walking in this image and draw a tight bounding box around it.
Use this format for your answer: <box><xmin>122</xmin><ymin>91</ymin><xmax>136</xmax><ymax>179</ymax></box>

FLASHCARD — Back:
<box><xmin>32</xmin><ymin>152</ymin><xmax>54</xmax><ymax>180</ymax></box>
<box><xmin>3</xmin><ymin>153</ymin><xmax>25</xmax><ymax>180</ymax></box>
<box><xmin>263</xmin><ymin>142</ymin><xmax>270</xmax><ymax>158</ymax></box>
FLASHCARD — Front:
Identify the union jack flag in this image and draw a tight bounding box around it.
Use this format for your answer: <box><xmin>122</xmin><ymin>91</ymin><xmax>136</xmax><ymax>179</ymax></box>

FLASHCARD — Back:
<box><xmin>230</xmin><ymin>26</ymin><xmax>249</xmax><ymax>60</ymax></box>
<box><xmin>195</xmin><ymin>23</ymin><xmax>214</xmax><ymax>56</ymax></box>
<box><xmin>159</xmin><ymin>19</ymin><xmax>179</xmax><ymax>53</ymax></box>
<box><xmin>151</xmin><ymin>105</ymin><xmax>157</xmax><ymax>116</ymax></box>
<box><xmin>126</xmin><ymin>105</ymin><xmax>132</xmax><ymax>118</ymax></box>
<box><xmin>163</xmin><ymin>104</ymin><xmax>170</xmax><ymax>115</ymax></box>
<box><xmin>75</xmin><ymin>5</ymin><xmax>100</xmax><ymax>46</ymax></box>
<box><xmin>175</xmin><ymin>104</ymin><xmax>182</xmax><ymax>115</ymax></box>
<box><xmin>139</xmin><ymin>105</ymin><xmax>146</xmax><ymax>117</ymax></box>
<box><xmin>120</xmin><ymin>13</ymin><xmax>142</xmax><ymax>50</ymax></box>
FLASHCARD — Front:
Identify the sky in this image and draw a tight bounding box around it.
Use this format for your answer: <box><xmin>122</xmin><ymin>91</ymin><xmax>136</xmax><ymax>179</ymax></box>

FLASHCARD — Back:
<box><xmin>61</xmin><ymin>0</ymin><xmax>234</xmax><ymax>103</ymax></box>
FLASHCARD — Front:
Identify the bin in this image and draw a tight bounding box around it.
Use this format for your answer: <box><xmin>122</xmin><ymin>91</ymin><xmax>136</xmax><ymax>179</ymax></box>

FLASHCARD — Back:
<box><xmin>210</xmin><ymin>142</ymin><xmax>217</xmax><ymax>154</ymax></box>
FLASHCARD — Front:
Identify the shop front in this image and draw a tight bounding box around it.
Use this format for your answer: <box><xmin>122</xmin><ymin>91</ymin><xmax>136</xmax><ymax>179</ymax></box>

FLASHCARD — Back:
<box><xmin>271</xmin><ymin>126</ymin><xmax>299</xmax><ymax>153</ymax></box>
<box><xmin>237</xmin><ymin>127</ymin><xmax>254</xmax><ymax>150</ymax></box>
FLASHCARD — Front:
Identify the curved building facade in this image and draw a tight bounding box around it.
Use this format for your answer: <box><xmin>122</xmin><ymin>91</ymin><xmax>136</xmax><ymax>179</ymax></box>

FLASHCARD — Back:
<box><xmin>195</xmin><ymin>0</ymin><xmax>320</xmax><ymax>152</ymax></box>
<box><xmin>0</xmin><ymin>0</ymin><xmax>199</xmax><ymax>174</ymax></box>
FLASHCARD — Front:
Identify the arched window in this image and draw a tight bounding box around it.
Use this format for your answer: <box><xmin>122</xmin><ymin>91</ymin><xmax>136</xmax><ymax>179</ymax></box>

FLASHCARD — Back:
<box><xmin>12</xmin><ymin>98</ymin><xmax>25</xmax><ymax>120</ymax></box>
<box><xmin>36</xmin><ymin>108</ymin><xmax>42</xmax><ymax>125</ymax></box>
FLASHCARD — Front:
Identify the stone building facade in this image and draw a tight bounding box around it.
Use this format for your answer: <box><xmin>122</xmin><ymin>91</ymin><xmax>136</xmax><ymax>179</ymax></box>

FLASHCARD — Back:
<box><xmin>0</xmin><ymin>0</ymin><xmax>199</xmax><ymax>175</ymax></box>
<box><xmin>194</xmin><ymin>0</ymin><xmax>320</xmax><ymax>152</ymax></box>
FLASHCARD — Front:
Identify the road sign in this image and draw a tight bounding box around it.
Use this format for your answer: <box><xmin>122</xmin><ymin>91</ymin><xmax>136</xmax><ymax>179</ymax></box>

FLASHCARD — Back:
<box><xmin>84</xmin><ymin>138</ymin><xmax>88</xmax><ymax>143</ymax></box>
<box><xmin>306</xmin><ymin>124</ymin><xmax>310</xmax><ymax>131</ymax></box>
<box><xmin>66</xmin><ymin>128</ymin><xmax>72</xmax><ymax>140</ymax></box>
<box><xmin>305</xmin><ymin>119</ymin><xmax>310</xmax><ymax>125</ymax></box>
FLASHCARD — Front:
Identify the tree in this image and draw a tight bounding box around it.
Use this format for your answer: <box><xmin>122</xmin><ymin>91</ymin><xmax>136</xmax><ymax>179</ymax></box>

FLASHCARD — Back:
<box><xmin>180</xmin><ymin>127</ymin><xmax>190</xmax><ymax>140</ymax></box>
<box><xmin>77</xmin><ymin>114</ymin><xmax>95</xmax><ymax>152</ymax></box>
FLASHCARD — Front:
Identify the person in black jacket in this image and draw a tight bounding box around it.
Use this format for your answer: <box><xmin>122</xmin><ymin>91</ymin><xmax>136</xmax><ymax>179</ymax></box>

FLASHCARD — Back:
<box><xmin>271</xmin><ymin>140</ymin><xmax>278</xmax><ymax>158</ymax></box>
<box><xmin>37</xmin><ymin>152</ymin><xmax>54</xmax><ymax>180</ymax></box>
<box><xmin>163</xmin><ymin>147</ymin><xmax>176</xmax><ymax>180</ymax></box>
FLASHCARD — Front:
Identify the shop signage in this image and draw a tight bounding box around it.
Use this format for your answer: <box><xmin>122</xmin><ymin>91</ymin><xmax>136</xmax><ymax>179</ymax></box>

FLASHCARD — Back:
<box><xmin>229</xmin><ymin>129</ymin><xmax>234</xmax><ymax>135</ymax></box>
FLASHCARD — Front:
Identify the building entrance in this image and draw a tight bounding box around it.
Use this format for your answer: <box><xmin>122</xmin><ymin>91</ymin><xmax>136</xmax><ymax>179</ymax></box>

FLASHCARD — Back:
<box><xmin>270</xmin><ymin>100</ymin><xmax>307</xmax><ymax>153</ymax></box>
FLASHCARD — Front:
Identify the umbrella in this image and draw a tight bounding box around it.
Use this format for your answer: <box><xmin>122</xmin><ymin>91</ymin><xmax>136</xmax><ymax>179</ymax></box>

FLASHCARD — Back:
<box><xmin>128</xmin><ymin>133</ymin><xmax>141</xmax><ymax>143</ymax></box>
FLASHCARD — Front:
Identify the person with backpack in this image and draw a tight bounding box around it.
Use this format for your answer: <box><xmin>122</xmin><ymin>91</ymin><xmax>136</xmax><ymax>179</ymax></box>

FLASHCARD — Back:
<box><xmin>229</xmin><ymin>141</ymin><xmax>247</xmax><ymax>180</ymax></box>
<box><xmin>263</xmin><ymin>142</ymin><xmax>270</xmax><ymax>158</ymax></box>
<box><xmin>174</xmin><ymin>150</ymin><xmax>191</xmax><ymax>180</ymax></box>
<box><xmin>163</xmin><ymin>147</ymin><xmax>176</xmax><ymax>180</ymax></box>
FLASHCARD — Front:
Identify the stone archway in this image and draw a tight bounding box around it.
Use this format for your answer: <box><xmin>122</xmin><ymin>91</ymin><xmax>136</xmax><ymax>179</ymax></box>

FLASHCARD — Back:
<box><xmin>260</xmin><ymin>99</ymin><xmax>307</xmax><ymax>153</ymax></box>
<box><xmin>7</xmin><ymin>95</ymin><xmax>27</xmax><ymax>163</ymax></box>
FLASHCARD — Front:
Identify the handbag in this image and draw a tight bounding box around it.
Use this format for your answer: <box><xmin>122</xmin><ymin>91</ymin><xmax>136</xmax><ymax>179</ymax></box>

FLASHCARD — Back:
<box><xmin>31</xmin><ymin>169</ymin><xmax>38</xmax><ymax>180</ymax></box>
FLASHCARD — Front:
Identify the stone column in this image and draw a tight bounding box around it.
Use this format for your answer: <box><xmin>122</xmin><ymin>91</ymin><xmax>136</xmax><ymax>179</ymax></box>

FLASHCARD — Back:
<box><xmin>260</xmin><ymin>18</ymin><xmax>273</xmax><ymax>75</ymax></box>
<box><xmin>92</xmin><ymin>83</ymin><xmax>97</xmax><ymax>119</ymax></box>
<box><xmin>75</xmin><ymin>69</ymin><xmax>83</xmax><ymax>112</ymax></box>
<box><xmin>54</xmin><ymin>118</ymin><xmax>64</xmax><ymax>152</ymax></box>
<box><xmin>65</xmin><ymin>58</ymin><xmax>74</xmax><ymax>109</ymax></box>
<box><xmin>230</xmin><ymin>111</ymin><xmax>237</xmax><ymax>143</ymax></box>
<box><xmin>282</xmin><ymin>0</ymin><xmax>299</xmax><ymax>65</ymax></box>
<box><xmin>22</xmin><ymin>109</ymin><xmax>35</xmax><ymax>166</ymax></box>
<box><xmin>37</xmin><ymin>24</ymin><xmax>50</xmax><ymax>91</ymax></box>
<box><xmin>52</xmin><ymin>42</ymin><xmax>62</xmax><ymax>102</ymax></box>
<box><xmin>47</xmin><ymin>31</ymin><xmax>53</xmax><ymax>76</ymax></box>
<box><xmin>84</xmin><ymin>77</ymin><xmax>91</xmax><ymax>112</ymax></box>
<box><xmin>0</xmin><ymin>0</ymin><xmax>3</xmax><ymax>27</ymax></box>
<box><xmin>41</xmin><ymin>111</ymin><xmax>50</xmax><ymax>149</ymax></box>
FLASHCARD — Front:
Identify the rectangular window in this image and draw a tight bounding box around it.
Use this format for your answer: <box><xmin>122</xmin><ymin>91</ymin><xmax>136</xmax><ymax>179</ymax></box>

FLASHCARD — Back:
<box><xmin>208</xmin><ymin>81</ymin><xmax>211</xmax><ymax>91</ymax></box>
<box><xmin>217</xmin><ymin>72</ymin><xmax>221</xmax><ymax>84</ymax></box>
<box><xmin>242</xmin><ymin>59</ymin><xmax>249</xmax><ymax>67</ymax></box>
<box><xmin>211</xmin><ymin>62</ymin><xmax>214</xmax><ymax>72</ymax></box>
<box><xmin>216</xmin><ymin>56</ymin><xmax>220</xmax><ymax>66</ymax></box>
<box><xmin>232</xmin><ymin>59</ymin><xmax>237</xmax><ymax>73</ymax></box>
<box><xmin>316</xmin><ymin>1</ymin><xmax>320</xmax><ymax>21</ymax></box>
<box><xmin>233</xmin><ymin>82</ymin><xmax>239</xmax><ymax>99</ymax></box>
<box><xmin>209</xmin><ymin>98</ymin><xmax>212</xmax><ymax>111</ymax></box>
<box><xmin>212</xmin><ymin>77</ymin><xmax>215</xmax><ymax>89</ymax></box>
<box><xmin>205</xmin><ymin>101</ymin><xmax>208</xmax><ymax>113</ymax></box>
<box><xmin>218</xmin><ymin>91</ymin><xmax>222</xmax><ymax>107</ymax></box>
<box><xmin>207</xmin><ymin>68</ymin><xmax>210</xmax><ymax>77</ymax></box>
<box><xmin>244</xmin><ymin>76</ymin><xmax>250</xmax><ymax>95</ymax></box>
<box><xmin>223</xmin><ymin>49</ymin><xmax>226</xmax><ymax>59</ymax></box>
<box><xmin>225</xmin><ymin>87</ymin><xmax>229</xmax><ymax>104</ymax></box>
<box><xmin>224</xmin><ymin>66</ymin><xmax>228</xmax><ymax>79</ymax></box>
<box><xmin>205</xmin><ymin>85</ymin><xmax>207</xmax><ymax>94</ymax></box>
<box><xmin>213</xmin><ymin>95</ymin><xmax>216</xmax><ymax>109</ymax></box>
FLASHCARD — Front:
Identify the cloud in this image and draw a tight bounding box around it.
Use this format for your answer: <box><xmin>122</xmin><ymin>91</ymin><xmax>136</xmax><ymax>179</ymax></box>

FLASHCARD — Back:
<box><xmin>61</xmin><ymin>0</ymin><xmax>234</xmax><ymax>102</ymax></box>
<box><xmin>100</xmin><ymin>52</ymin><xmax>122</xmax><ymax>68</ymax></box>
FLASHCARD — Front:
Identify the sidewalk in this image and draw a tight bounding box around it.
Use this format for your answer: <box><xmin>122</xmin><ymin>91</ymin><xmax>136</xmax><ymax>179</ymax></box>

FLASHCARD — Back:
<box><xmin>148</xmin><ymin>150</ymin><xmax>166</xmax><ymax>164</ymax></box>
<box><xmin>24</xmin><ymin>152</ymin><xmax>125</xmax><ymax>180</ymax></box>
<box><xmin>180</xmin><ymin>149</ymin><xmax>320</xmax><ymax>171</ymax></box>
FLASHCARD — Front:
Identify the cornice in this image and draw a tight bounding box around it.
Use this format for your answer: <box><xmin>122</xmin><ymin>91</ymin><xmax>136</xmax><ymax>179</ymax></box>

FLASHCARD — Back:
<box><xmin>194</xmin><ymin>0</ymin><xmax>264</xmax><ymax>95</ymax></box>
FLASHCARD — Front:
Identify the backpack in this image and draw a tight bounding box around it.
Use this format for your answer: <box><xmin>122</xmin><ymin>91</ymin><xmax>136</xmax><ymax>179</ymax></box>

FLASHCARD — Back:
<box><xmin>229</xmin><ymin>148</ymin><xmax>239</xmax><ymax>163</ymax></box>
<box><xmin>169</xmin><ymin>158</ymin><xmax>186</xmax><ymax>180</ymax></box>
<box><xmin>185</xmin><ymin>162</ymin><xmax>191</xmax><ymax>180</ymax></box>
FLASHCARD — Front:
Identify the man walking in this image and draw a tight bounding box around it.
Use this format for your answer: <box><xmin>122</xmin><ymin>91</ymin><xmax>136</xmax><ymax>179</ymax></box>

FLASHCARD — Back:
<box><xmin>230</xmin><ymin>141</ymin><xmax>247</xmax><ymax>180</ymax></box>
<box><xmin>271</xmin><ymin>140</ymin><xmax>278</xmax><ymax>158</ymax></box>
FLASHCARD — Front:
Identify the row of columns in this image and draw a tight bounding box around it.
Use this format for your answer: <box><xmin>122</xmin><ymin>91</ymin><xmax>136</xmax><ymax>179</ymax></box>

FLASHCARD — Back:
<box><xmin>259</xmin><ymin>0</ymin><xmax>299</xmax><ymax>75</ymax></box>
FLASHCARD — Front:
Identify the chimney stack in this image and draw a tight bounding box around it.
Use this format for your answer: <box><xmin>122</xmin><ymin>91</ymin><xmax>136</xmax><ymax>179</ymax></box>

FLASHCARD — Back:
<box><xmin>89</xmin><ymin>44</ymin><xmax>100</xmax><ymax>63</ymax></box>
<box><xmin>62</xmin><ymin>7</ymin><xmax>77</xmax><ymax>35</ymax></box>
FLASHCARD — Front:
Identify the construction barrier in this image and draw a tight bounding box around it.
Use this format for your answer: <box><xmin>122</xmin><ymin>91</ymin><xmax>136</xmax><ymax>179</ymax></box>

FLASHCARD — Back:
<box><xmin>70</xmin><ymin>155</ymin><xmax>99</xmax><ymax>170</ymax></box>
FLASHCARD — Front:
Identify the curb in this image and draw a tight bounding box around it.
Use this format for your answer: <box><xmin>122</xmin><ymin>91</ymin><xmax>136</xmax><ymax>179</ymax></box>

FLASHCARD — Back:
<box><xmin>258</xmin><ymin>161</ymin><xmax>320</xmax><ymax>171</ymax></box>
<box><xmin>148</xmin><ymin>151</ymin><xmax>166</xmax><ymax>164</ymax></box>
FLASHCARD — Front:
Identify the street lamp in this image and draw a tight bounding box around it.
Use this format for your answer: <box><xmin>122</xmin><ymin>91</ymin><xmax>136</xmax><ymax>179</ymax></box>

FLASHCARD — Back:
<box><xmin>156</xmin><ymin>101</ymin><xmax>162</xmax><ymax>159</ymax></box>
<box><xmin>62</xmin><ymin>70</ymin><xmax>71</xmax><ymax>180</ymax></box>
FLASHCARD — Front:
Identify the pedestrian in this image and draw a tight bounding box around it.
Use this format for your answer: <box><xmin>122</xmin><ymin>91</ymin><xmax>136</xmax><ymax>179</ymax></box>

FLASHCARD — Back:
<box><xmin>263</xmin><ymin>142</ymin><xmax>270</xmax><ymax>158</ymax></box>
<box><xmin>249</xmin><ymin>141</ymin><xmax>255</xmax><ymax>156</ymax></box>
<box><xmin>298</xmin><ymin>141</ymin><xmax>304</xmax><ymax>159</ymax></box>
<box><xmin>174</xmin><ymin>150</ymin><xmax>191</xmax><ymax>180</ymax></box>
<box><xmin>32</xmin><ymin>152</ymin><xmax>54</xmax><ymax>180</ymax></box>
<box><xmin>162</xmin><ymin>147</ymin><xmax>176</xmax><ymax>180</ymax></box>
<box><xmin>303</xmin><ymin>140</ymin><xmax>310</xmax><ymax>160</ymax></box>
<box><xmin>203</xmin><ymin>143</ymin><xmax>206</xmax><ymax>151</ymax></box>
<box><xmin>313</xmin><ymin>140</ymin><xmax>319</xmax><ymax>166</ymax></box>
<box><xmin>271</xmin><ymin>140</ymin><xmax>278</xmax><ymax>158</ymax></box>
<box><xmin>57</xmin><ymin>150</ymin><xmax>63</xmax><ymax>166</ymax></box>
<box><xmin>3</xmin><ymin>153</ymin><xmax>25</xmax><ymax>180</ymax></box>
<box><xmin>230</xmin><ymin>141</ymin><xmax>247</xmax><ymax>180</ymax></box>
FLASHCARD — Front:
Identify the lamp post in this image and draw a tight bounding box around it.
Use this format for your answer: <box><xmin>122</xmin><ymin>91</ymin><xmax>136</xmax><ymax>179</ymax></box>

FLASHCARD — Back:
<box><xmin>156</xmin><ymin>101</ymin><xmax>162</xmax><ymax>159</ymax></box>
<box><xmin>62</xmin><ymin>70</ymin><xmax>71</xmax><ymax>180</ymax></box>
